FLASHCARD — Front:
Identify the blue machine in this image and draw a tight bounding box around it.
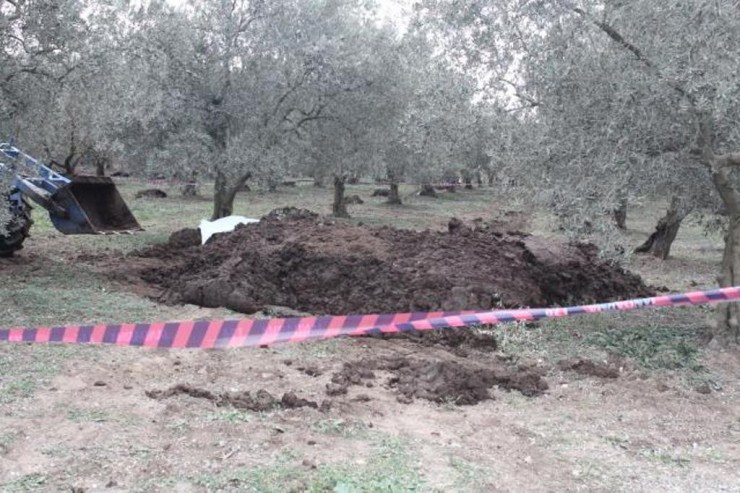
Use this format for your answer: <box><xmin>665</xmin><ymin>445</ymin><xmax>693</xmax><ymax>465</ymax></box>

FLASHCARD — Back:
<box><xmin>0</xmin><ymin>141</ymin><xmax>141</xmax><ymax>256</ymax></box>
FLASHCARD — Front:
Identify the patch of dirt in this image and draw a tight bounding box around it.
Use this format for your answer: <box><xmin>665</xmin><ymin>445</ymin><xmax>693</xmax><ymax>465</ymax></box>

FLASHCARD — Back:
<box><xmin>327</xmin><ymin>355</ymin><xmax>548</xmax><ymax>404</ymax></box>
<box><xmin>344</xmin><ymin>195</ymin><xmax>364</xmax><ymax>205</ymax></box>
<box><xmin>166</xmin><ymin>228</ymin><xmax>201</xmax><ymax>249</ymax></box>
<box><xmin>135</xmin><ymin>189</ymin><xmax>168</xmax><ymax>199</ymax></box>
<box><xmin>558</xmin><ymin>358</ymin><xmax>620</xmax><ymax>379</ymax></box>
<box><xmin>125</xmin><ymin>207</ymin><xmax>652</xmax><ymax>316</ymax></box>
<box><xmin>387</xmin><ymin>327</ymin><xmax>498</xmax><ymax>356</ymax></box>
<box><xmin>145</xmin><ymin>384</ymin><xmax>322</xmax><ymax>411</ymax></box>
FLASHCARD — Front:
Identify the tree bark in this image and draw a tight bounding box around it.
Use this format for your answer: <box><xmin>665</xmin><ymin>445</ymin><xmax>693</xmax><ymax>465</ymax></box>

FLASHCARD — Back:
<box><xmin>211</xmin><ymin>171</ymin><xmax>251</xmax><ymax>220</ymax></box>
<box><xmin>462</xmin><ymin>170</ymin><xmax>473</xmax><ymax>190</ymax></box>
<box><xmin>387</xmin><ymin>181</ymin><xmax>402</xmax><ymax>205</ymax></box>
<box><xmin>634</xmin><ymin>196</ymin><xmax>686</xmax><ymax>260</ymax></box>
<box><xmin>711</xmin><ymin>165</ymin><xmax>740</xmax><ymax>345</ymax></box>
<box><xmin>332</xmin><ymin>175</ymin><xmax>349</xmax><ymax>218</ymax></box>
<box><xmin>613</xmin><ymin>198</ymin><xmax>627</xmax><ymax>229</ymax></box>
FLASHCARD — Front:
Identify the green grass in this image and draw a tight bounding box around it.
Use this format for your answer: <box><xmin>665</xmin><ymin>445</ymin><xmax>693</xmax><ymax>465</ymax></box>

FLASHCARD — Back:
<box><xmin>449</xmin><ymin>456</ymin><xmax>492</xmax><ymax>490</ymax></box>
<box><xmin>0</xmin><ymin>344</ymin><xmax>96</xmax><ymax>405</ymax></box>
<box><xmin>583</xmin><ymin>324</ymin><xmax>705</xmax><ymax>372</ymax></box>
<box><xmin>312</xmin><ymin>418</ymin><xmax>370</xmax><ymax>439</ymax></box>
<box><xmin>0</xmin><ymin>260</ymin><xmax>164</xmax><ymax>328</ymax></box>
<box><xmin>67</xmin><ymin>407</ymin><xmax>111</xmax><ymax>423</ymax></box>
<box><xmin>491</xmin><ymin>306</ymin><xmax>711</xmax><ymax>377</ymax></box>
<box><xmin>2</xmin><ymin>473</ymin><xmax>47</xmax><ymax>492</ymax></box>
<box><xmin>196</xmin><ymin>436</ymin><xmax>424</xmax><ymax>493</ymax></box>
<box><xmin>132</xmin><ymin>435</ymin><xmax>426</xmax><ymax>493</ymax></box>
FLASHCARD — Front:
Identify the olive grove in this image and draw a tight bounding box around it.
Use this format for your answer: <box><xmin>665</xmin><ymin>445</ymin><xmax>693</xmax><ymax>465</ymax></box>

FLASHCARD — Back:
<box><xmin>424</xmin><ymin>0</ymin><xmax>740</xmax><ymax>342</ymax></box>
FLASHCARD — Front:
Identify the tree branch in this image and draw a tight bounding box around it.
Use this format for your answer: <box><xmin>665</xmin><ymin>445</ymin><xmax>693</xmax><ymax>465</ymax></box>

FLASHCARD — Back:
<box><xmin>569</xmin><ymin>4</ymin><xmax>695</xmax><ymax>105</ymax></box>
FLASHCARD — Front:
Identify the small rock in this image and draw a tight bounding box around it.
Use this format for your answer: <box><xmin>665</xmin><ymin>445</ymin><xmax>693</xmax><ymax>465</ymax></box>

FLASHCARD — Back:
<box><xmin>94</xmin><ymin>381</ymin><xmax>107</xmax><ymax>387</ymax></box>
<box><xmin>656</xmin><ymin>382</ymin><xmax>670</xmax><ymax>392</ymax></box>
<box><xmin>319</xmin><ymin>400</ymin><xmax>332</xmax><ymax>413</ymax></box>
<box><xmin>397</xmin><ymin>394</ymin><xmax>413</xmax><ymax>404</ymax></box>
<box><xmin>695</xmin><ymin>383</ymin><xmax>711</xmax><ymax>395</ymax></box>
<box><xmin>325</xmin><ymin>383</ymin><xmax>347</xmax><ymax>396</ymax></box>
<box><xmin>283</xmin><ymin>359</ymin><xmax>293</xmax><ymax>366</ymax></box>
<box><xmin>352</xmin><ymin>394</ymin><xmax>372</xmax><ymax>402</ymax></box>
<box><xmin>106</xmin><ymin>480</ymin><xmax>118</xmax><ymax>488</ymax></box>
<box><xmin>307</xmin><ymin>440</ymin><xmax>317</xmax><ymax>446</ymax></box>
<box><xmin>302</xmin><ymin>459</ymin><xmax>317</xmax><ymax>469</ymax></box>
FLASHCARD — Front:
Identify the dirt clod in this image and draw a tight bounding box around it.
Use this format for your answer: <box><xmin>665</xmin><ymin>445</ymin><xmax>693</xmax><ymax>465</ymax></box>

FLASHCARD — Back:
<box><xmin>344</xmin><ymin>194</ymin><xmax>364</xmax><ymax>205</ymax></box>
<box><xmin>297</xmin><ymin>365</ymin><xmax>323</xmax><ymax>377</ymax></box>
<box><xmin>135</xmin><ymin>188</ymin><xmax>167</xmax><ymax>199</ymax></box>
<box><xmin>328</xmin><ymin>356</ymin><xmax>548</xmax><ymax>405</ymax></box>
<box><xmin>558</xmin><ymin>358</ymin><xmax>620</xmax><ymax>379</ymax></box>
<box><xmin>695</xmin><ymin>383</ymin><xmax>712</xmax><ymax>395</ymax></box>
<box><xmin>166</xmin><ymin>228</ymin><xmax>201</xmax><ymax>249</ymax></box>
<box><xmin>146</xmin><ymin>384</ymin><xmax>318</xmax><ymax>411</ymax></box>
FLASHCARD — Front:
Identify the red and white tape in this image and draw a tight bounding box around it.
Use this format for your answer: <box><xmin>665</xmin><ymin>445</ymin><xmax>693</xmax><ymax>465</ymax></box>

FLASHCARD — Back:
<box><xmin>1</xmin><ymin>287</ymin><xmax>738</xmax><ymax>349</ymax></box>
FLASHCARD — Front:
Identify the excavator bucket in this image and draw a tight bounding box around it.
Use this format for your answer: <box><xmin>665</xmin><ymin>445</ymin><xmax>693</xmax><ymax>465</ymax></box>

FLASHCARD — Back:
<box><xmin>47</xmin><ymin>176</ymin><xmax>142</xmax><ymax>235</ymax></box>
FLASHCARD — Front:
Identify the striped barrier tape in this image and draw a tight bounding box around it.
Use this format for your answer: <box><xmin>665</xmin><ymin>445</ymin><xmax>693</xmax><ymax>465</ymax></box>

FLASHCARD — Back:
<box><xmin>1</xmin><ymin>287</ymin><xmax>739</xmax><ymax>349</ymax></box>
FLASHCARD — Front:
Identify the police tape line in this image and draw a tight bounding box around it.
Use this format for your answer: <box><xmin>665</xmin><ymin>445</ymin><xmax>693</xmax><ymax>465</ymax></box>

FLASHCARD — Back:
<box><xmin>1</xmin><ymin>287</ymin><xmax>739</xmax><ymax>349</ymax></box>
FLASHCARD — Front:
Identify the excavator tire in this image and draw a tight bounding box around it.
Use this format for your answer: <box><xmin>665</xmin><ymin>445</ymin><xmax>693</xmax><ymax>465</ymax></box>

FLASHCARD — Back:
<box><xmin>0</xmin><ymin>198</ymin><xmax>32</xmax><ymax>257</ymax></box>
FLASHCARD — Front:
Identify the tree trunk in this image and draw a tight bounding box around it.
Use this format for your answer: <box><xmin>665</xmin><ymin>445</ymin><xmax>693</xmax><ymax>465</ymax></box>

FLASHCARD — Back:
<box><xmin>476</xmin><ymin>171</ymin><xmax>483</xmax><ymax>187</ymax></box>
<box><xmin>332</xmin><ymin>176</ymin><xmax>349</xmax><ymax>218</ymax></box>
<box><xmin>711</xmin><ymin>164</ymin><xmax>740</xmax><ymax>345</ymax></box>
<box><xmin>419</xmin><ymin>184</ymin><xmax>438</xmax><ymax>198</ymax></box>
<box><xmin>613</xmin><ymin>198</ymin><xmax>627</xmax><ymax>229</ymax></box>
<box><xmin>182</xmin><ymin>181</ymin><xmax>198</xmax><ymax>197</ymax></box>
<box><xmin>211</xmin><ymin>171</ymin><xmax>251</xmax><ymax>220</ymax></box>
<box><xmin>387</xmin><ymin>182</ymin><xmax>402</xmax><ymax>205</ymax></box>
<box><xmin>717</xmin><ymin>214</ymin><xmax>740</xmax><ymax>345</ymax></box>
<box><xmin>95</xmin><ymin>159</ymin><xmax>106</xmax><ymax>177</ymax></box>
<box><xmin>461</xmin><ymin>170</ymin><xmax>473</xmax><ymax>190</ymax></box>
<box><xmin>634</xmin><ymin>196</ymin><xmax>686</xmax><ymax>260</ymax></box>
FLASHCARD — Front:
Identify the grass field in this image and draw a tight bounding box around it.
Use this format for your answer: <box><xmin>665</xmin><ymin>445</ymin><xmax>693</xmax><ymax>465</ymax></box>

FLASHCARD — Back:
<box><xmin>1</xmin><ymin>179</ymin><xmax>738</xmax><ymax>492</ymax></box>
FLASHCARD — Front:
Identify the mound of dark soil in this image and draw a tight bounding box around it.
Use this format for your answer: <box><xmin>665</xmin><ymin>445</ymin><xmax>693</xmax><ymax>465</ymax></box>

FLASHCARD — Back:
<box><xmin>327</xmin><ymin>356</ymin><xmax>548</xmax><ymax>404</ymax></box>
<box><xmin>133</xmin><ymin>207</ymin><xmax>651</xmax><ymax>315</ymax></box>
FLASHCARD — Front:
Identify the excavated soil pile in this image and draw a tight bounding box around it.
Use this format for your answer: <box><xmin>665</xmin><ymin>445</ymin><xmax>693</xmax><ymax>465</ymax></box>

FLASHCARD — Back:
<box><xmin>327</xmin><ymin>356</ymin><xmax>548</xmax><ymax>404</ymax></box>
<box><xmin>135</xmin><ymin>207</ymin><xmax>652</xmax><ymax>315</ymax></box>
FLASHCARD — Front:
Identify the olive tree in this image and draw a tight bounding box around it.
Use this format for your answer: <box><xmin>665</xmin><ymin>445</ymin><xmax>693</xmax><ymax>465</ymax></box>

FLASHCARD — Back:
<box><xmin>127</xmin><ymin>0</ymin><xmax>391</xmax><ymax>220</ymax></box>
<box><xmin>0</xmin><ymin>0</ymin><xmax>92</xmax><ymax>230</ymax></box>
<box><xmin>425</xmin><ymin>0</ymin><xmax>740</xmax><ymax>343</ymax></box>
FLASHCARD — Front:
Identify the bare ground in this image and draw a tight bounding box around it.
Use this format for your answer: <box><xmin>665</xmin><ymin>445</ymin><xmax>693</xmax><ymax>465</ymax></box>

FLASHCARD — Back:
<box><xmin>1</xmin><ymin>336</ymin><xmax>738</xmax><ymax>492</ymax></box>
<box><xmin>1</xmin><ymin>183</ymin><xmax>739</xmax><ymax>492</ymax></box>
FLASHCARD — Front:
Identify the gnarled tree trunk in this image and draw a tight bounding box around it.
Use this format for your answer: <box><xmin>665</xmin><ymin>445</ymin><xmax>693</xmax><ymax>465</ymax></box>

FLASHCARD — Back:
<box><xmin>332</xmin><ymin>175</ymin><xmax>349</xmax><ymax>218</ymax></box>
<box><xmin>462</xmin><ymin>170</ymin><xmax>473</xmax><ymax>190</ymax></box>
<box><xmin>419</xmin><ymin>184</ymin><xmax>438</xmax><ymax>197</ymax></box>
<box><xmin>613</xmin><ymin>198</ymin><xmax>627</xmax><ymax>229</ymax></box>
<box><xmin>211</xmin><ymin>171</ymin><xmax>251</xmax><ymax>220</ymax></box>
<box><xmin>711</xmin><ymin>164</ymin><xmax>740</xmax><ymax>345</ymax></box>
<box><xmin>387</xmin><ymin>182</ymin><xmax>402</xmax><ymax>205</ymax></box>
<box><xmin>634</xmin><ymin>196</ymin><xmax>686</xmax><ymax>260</ymax></box>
